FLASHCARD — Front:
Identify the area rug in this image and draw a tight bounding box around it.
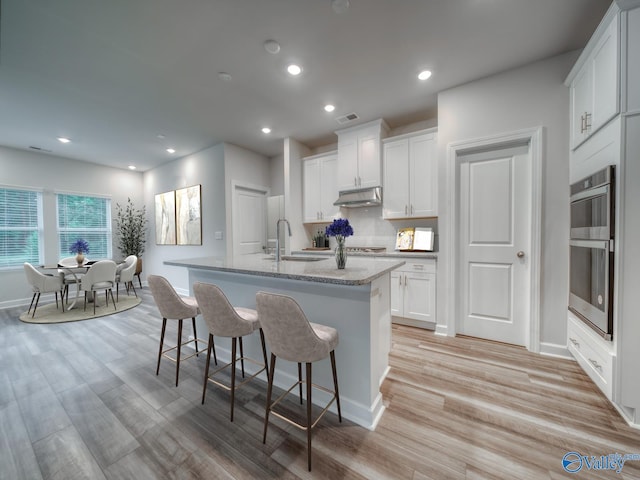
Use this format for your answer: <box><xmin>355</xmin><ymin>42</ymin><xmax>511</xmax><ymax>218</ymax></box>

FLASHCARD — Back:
<box><xmin>19</xmin><ymin>295</ymin><xmax>142</xmax><ymax>324</ymax></box>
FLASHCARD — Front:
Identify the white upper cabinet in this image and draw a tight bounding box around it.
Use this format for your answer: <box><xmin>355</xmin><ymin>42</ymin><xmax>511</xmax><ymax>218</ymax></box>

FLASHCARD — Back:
<box><xmin>303</xmin><ymin>151</ymin><xmax>339</xmax><ymax>223</ymax></box>
<box><xmin>383</xmin><ymin>130</ymin><xmax>437</xmax><ymax>219</ymax></box>
<box><xmin>336</xmin><ymin>119</ymin><xmax>389</xmax><ymax>191</ymax></box>
<box><xmin>569</xmin><ymin>16</ymin><xmax>619</xmax><ymax>150</ymax></box>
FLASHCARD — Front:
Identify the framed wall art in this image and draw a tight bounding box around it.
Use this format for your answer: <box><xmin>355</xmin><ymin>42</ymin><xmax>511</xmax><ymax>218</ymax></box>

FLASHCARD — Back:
<box><xmin>155</xmin><ymin>190</ymin><xmax>176</xmax><ymax>245</ymax></box>
<box><xmin>176</xmin><ymin>185</ymin><xmax>202</xmax><ymax>245</ymax></box>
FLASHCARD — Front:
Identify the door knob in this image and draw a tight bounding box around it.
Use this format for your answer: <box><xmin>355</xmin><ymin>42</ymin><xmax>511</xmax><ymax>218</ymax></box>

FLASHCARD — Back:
<box><xmin>517</xmin><ymin>251</ymin><xmax>525</xmax><ymax>258</ymax></box>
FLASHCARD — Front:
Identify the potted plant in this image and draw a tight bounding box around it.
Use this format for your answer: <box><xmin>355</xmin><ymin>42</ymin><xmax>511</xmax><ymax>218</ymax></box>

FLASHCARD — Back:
<box><xmin>69</xmin><ymin>238</ymin><xmax>90</xmax><ymax>265</ymax></box>
<box><xmin>115</xmin><ymin>198</ymin><xmax>148</xmax><ymax>285</ymax></box>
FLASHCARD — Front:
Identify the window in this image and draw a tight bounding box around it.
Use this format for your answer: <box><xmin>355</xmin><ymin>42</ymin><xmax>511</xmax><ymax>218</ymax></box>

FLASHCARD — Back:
<box><xmin>0</xmin><ymin>187</ymin><xmax>43</xmax><ymax>268</ymax></box>
<box><xmin>57</xmin><ymin>193</ymin><xmax>112</xmax><ymax>260</ymax></box>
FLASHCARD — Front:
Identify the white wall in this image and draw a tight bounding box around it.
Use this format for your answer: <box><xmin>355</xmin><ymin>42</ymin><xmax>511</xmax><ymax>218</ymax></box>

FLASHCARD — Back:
<box><xmin>0</xmin><ymin>146</ymin><xmax>143</xmax><ymax>307</ymax></box>
<box><xmin>284</xmin><ymin>138</ymin><xmax>310</xmax><ymax>252</ymax></box>
<box><xmin>143</xmin><ymin>143</ymin><xmax>226</xmax><ymax>294</ymax></box>
<box><xmin>436</xmin><ymin>51</ymin><xmax>580</xmax><ymax>349</ymax></box>
<box><xmin>269</xmin><ymin>154</ymin><xmax>284</xmax><ymax>196</ymax></box>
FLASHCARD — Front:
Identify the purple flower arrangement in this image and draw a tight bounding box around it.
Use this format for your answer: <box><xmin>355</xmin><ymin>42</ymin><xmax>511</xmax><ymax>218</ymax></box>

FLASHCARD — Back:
<box><xmin>325</xmin><ymin>218</ymin><xmax>354</xmax><ymax>239</ymax></box>
<box><xmin>69</xmin><ymin>238</ymin><xmax>90</xmax><ymax>254</ymax></box>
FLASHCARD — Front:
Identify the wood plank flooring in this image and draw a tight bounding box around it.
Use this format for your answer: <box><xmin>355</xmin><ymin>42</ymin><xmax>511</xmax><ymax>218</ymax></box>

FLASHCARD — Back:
<box><xmin>1</xmin><ymin>288</ymin><xmax>640</xmax><ymax>479</ymax></box>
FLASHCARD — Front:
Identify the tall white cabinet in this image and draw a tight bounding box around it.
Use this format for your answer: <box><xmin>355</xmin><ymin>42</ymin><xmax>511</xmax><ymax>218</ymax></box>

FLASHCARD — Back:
<box><xmin>303</xmin><ymin>151</ymin><xmax>339</xmax><ymax>223</ymax></box>
<box><xmin>382</xmin><ymin>129</ymin><xmax>437</xmax><ymax>219</ymax></box>
<box><xmin>565</xmin><ymin>0</ymin><xmax>640</xmax><ymax>427</ymax></box>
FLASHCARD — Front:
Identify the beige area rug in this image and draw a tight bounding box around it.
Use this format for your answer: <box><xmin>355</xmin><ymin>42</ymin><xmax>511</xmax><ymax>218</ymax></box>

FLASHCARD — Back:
<box><xmin>19</xmin><ymin>295</ymin><xmax>142</xmax><ymax>324</ymax></box>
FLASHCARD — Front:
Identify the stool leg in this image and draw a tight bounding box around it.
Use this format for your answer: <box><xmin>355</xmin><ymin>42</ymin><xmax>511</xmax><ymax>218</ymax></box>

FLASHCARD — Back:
<box><xmin>202</xmin><ymin>334</ymin><xmax>214</xmax><ymax>404</ymax></box>
<box><xmin>263</xmin><ymin>353</ymin><xmax>277</xmax><ymax>444</ymax></box>
<box><xmin>259</xmin><ymin>329</ymin><xmax>269</xmax><ymax>379</ymax></box>
<box><xmin>176</xmin><ymin>319</ymin><xmax>183</xmax><ymax>387</ymax></box>
<box><xmin>239</xmin><ymin>337</ymin><xmax>245</xmax><ymax>378</ymax></box>
<box><xmin>230</xmin><ymin>337</ymin><xmax>237</xmax><ymax>422</ymax></box>
<box><xmin>212</xmin><ymin>337</ymin><xmax>218</xmax><ymax>365</ymax></box>
<box><xmin>306</xmin><ymin>362</ymin><xmax>313</xmax><ymax>471</ymax></box>
<box><xmin>298</xmin><ymin>363</ymin><xmax>303</xmax><ymax>404</ymax></box>
<box><xmin>156</xmin><ymin>318</ymin><xmax>167</xmax><ymax>375</ymax></box>
<box><xmin>331</xmin><ymin>350</ymin><xmax>342</xmax><ymax>422</ymax></box>
<box><xmin>192</xmin><ymin>317</ymin><xmax>199</xmax><ymax>357</ymax></box>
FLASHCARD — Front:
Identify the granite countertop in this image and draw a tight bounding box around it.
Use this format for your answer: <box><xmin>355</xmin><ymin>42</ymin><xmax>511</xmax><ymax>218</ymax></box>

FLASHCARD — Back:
<box><xmin>295</xmin><ymin>249</ymin><xmax>438</xmax><ymax>260</ymax></box>
<box><xmin>165</xmin><ymin>254</ymin><xmax>405</xmax><ymax>286</ymax></box>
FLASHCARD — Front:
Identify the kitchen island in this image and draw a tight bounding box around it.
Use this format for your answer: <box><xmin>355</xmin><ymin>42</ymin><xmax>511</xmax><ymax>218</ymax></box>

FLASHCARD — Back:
<box><xmin>165</xmin><ymin>254</ymin><xmax>404</xmax><ymax>429</ymax></box>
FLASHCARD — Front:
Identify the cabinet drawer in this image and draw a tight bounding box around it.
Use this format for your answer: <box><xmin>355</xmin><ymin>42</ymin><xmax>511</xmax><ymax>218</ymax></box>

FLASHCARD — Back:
<box><xmin>567</xmin><ymin>313</ymin><xmax>614</xmax><ymax>399</ymax></box>
<box><xmin>396</xmin><ymin>259</ymin><xmax>436</xmax><ymax>274</ymax></box>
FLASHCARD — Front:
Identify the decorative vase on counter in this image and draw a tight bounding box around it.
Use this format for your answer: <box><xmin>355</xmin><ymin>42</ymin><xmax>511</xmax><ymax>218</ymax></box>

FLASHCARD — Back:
<box><xmin>75</xmin><ymin>252</ymin><xmax>85</xmax><ymax>265</ymax></box>
<box><xmin>335</xmin><ymin>236</ymin><xmax>347</xmax><ymax>269</ymax></box>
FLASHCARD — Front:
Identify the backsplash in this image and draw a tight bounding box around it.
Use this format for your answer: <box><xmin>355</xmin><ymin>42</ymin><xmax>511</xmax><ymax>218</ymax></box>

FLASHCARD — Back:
<box><xmin>305</xmin><ymin>206</ymin><xmax>439</xmax><ymax>251</ymax></box>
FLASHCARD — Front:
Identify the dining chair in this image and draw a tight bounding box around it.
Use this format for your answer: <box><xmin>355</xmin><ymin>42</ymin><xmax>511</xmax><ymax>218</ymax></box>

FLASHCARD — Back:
<box><xmin>115</xmin><ymin>255</ymin><xmax>137</xmax><ymax>301</ymax></box>
<box><xmin>23</xmin><ymin>263</ymin><xmax>65</xmax><ymax>318</ymax></box>
<box><xmin>80</xmin><ymin>259</ymin><xmax>117</xmax><ymax>315</ymax></box>
<box><xmin>148</xmin><ymin>275</ymin><xmax>207</xmax><ymax>387</ymax></box>
<box><xmin>58</xmin><ymin>256</ymin><xmax>88</xmax><ymax>304</ymax></box>
<box><xmin>256</xmin><ymin>291</ymin><xmax>342</xmax><ymax>471</ymax></box>
<box><xmin>193</xmin><ymin>282</ymin><xmax>269</xmax><ymax>422</ymax></box>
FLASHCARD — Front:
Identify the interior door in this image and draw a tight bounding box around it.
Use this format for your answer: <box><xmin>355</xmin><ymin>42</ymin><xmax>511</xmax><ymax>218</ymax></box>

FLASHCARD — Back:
<box><xmin>458</xmin><ymin>143</ymin><xmax>531</xmax><ymax>346</ymax></box>
<box><xmin>233</xmin><ymin>185</ymin><xmax>267</xmax><ymax>255</ymax></box>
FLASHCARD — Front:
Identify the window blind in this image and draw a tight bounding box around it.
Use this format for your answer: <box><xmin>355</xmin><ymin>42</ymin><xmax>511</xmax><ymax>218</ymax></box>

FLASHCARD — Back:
<box><xmin>57</xmin><ymin>194</ymin><xmax>112</xmax><ymax>260</ymax></box>
<box><xmin>0</xmin><ymin>187</ymin><xmax>42</xmax><ymax>267</ymax></box>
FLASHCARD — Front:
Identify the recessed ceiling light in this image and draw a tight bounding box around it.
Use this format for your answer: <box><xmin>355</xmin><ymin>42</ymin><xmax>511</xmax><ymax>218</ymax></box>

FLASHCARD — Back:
<box><xmin>128</xmin><ymin>165</ymin><xmax>136</xmax><ymax>170</ymax></box>
<box><xmin>166</xmin><ymin>148</ymin><xmax>176</xmax><ymax>154</ymax></box>
<box><xmin>262</xmin><ymin>127</ymin><xmax>272</xmax><ymax>134</ymax></box>
<box><xmin>57</xmin><ymin>137</ymin><xmax>71</xmax><ymax>144</ymax></box>
<box><xmin>218</xmin><ymin>72</ymin><xmax>232</xmax><ymax>82</ymax></box>
<box><xmin>287</xmin><ymin>64</ymin><xmax>302</xmax><ymax>76</ymax></box>
<box><xmin>324</xmin><ymin>104</ymin><xmax>336</xmax><ymax>113</ymax></box>
<box><xmin>264</xmin><ymin>39</ymin><xmax>281</xmax><ymax>54</ymax></box>
<box><xmin>418</xmin><ymin>70</ymin><xmax>432</xmax><ymax>81</ymax></box>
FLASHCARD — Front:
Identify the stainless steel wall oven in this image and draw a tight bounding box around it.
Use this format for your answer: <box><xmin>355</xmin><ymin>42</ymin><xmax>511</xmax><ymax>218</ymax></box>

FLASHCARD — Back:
<box><xmin>569</xmin><ymin>165</ymin><xmax>615</xmax><ymax>340</ymax></box>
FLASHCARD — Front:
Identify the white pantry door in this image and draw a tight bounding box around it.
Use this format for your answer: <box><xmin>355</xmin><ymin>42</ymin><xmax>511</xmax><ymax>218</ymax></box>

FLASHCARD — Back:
<box><xmin>233</xmin><ymin>185</ymin><xmax>267</xmax><ymax>256</ymax></box>
<box><xmin>458</xmin><ymin>143</ymin><xmax>531</xmax><ymax>346</ymax></box>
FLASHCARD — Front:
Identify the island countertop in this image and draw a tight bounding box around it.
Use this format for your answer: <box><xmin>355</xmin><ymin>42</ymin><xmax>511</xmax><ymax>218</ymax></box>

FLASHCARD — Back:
<box><xmin>165</xmin><ymin>254</ymin><xmax>405</xmax><ymax>286</ymax></box>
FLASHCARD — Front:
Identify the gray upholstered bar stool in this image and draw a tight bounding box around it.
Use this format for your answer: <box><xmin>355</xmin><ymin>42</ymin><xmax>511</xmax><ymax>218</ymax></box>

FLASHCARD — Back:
<box><xmin>148</xmin><ymin>275</ymin><xmax>209</xmax><ymax>387</ymax></box>
<box><xmin>256</xmin><ymin>291</ymin><xmax>342</xmax><ymax>472</ymax></box>
<box><xmin>193</xmin><ymin>282</ymin><xmax>269</xmax><ymax>422</ymax></box>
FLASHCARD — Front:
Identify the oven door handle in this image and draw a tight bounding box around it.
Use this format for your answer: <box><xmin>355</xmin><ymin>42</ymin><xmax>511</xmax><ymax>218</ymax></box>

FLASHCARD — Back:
<box><xmin>569</xmin><ymin>239</ymin><xmax>610</xmax><ymax>250</ymax></box>
<box><xmin>570</xmin><ymin>184</ymin><xmax>609</xmax><ymax>203</ymax></box>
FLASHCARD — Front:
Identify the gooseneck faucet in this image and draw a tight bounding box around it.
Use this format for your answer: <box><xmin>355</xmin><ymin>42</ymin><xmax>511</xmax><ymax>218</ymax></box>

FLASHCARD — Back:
<box><xmin>275</xmin><ymin>218</ymin><xmax>292</xmax><ymax>262</ymax></box>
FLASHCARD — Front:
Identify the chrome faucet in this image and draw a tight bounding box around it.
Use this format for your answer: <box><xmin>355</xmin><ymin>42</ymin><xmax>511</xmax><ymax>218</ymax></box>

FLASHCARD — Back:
<box><xmin>275</xmin><ymin>218</ymin><xmax>292</xmax><ymax>262</ymax></box>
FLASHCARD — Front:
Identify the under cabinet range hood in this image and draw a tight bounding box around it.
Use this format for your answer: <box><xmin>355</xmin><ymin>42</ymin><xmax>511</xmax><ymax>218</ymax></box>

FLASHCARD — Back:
<box><xmin>333</xmin><ymin>186</ymin><xmax>382</xmax><ymax>207</ymax></box>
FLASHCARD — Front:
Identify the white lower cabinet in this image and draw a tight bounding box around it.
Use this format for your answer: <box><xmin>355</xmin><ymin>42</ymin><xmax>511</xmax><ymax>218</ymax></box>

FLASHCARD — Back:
<box><xmin>390</xmin><ymin>258</ymin><xmax>436</xmax><ymax>328</ymax></box>
<box><xmin>567</xmin><ymin>311</ymin><xmax>615</xmax><ymax>400</ymax></box>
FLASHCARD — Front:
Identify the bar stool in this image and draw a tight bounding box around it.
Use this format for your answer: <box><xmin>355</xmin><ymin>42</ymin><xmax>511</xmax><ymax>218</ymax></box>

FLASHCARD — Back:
<box><xmin>193</xmin><ymin>282</ymin><xmax>269</xmax><ymax>422</ymax></box>
<box><xmin>148</xmin><ymin>275</ymin><xmax>211</xmax><ymax>387</ymax></box>
<box><xmin>256</xmin><ymin>291</ymin><xmax>342</xmax><ymax>472</ymax></box>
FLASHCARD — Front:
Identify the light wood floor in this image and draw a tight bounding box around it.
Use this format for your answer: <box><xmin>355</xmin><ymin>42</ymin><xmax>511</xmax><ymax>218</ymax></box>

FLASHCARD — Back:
<box><xmin>1</xmin><ymin>288</ymin><xmax>639</xmax><ymax>479</ymax></box>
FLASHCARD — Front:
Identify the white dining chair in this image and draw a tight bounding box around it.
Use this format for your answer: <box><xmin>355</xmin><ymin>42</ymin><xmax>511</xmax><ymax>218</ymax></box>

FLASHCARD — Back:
<box><xmin>80</xmin><ymin>259</ymin><xmax>117</xmax><ymax>314</ymax></box>
<box><xmin>115</xmin><ymin>255</ymin><xmax>137</xmax><ymax>301</ymax></box>
<box><xmin>58</xmin><ymin>256</ymin><xmax>88</xmax><ymax>304</ymax></box>
<box><xmin>24</xmin><ymin>263</ymin><xmax>66</xmax><ymax>318</ymax></box>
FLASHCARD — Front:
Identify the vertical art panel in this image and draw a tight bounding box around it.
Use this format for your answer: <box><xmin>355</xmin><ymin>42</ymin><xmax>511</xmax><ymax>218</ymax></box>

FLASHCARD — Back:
<box><xmin>176</xmin><ymin>185</ymin><xmax>202</xmax><ymax>245</ymax></box>
<box><xmin>155</xmin><ymin>190</ymin><xmax>176</xmax><ymax>245</ymax></box>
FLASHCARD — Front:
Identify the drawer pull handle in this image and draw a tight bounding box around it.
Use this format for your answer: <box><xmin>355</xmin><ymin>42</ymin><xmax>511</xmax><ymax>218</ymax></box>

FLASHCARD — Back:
<box><xmin>569</xmin><ymin>337</ymin><xmax>580</xmax><ymax>348</ymax></box>
<box><xmin>588</xmin><ymin>358</ymin><xmax>602</xmax><ymax>371</ymax></box>
<box><xmin>413</xmin><ymin>265</ymin><xmax>424</xmax><ymax>270</ymax></box>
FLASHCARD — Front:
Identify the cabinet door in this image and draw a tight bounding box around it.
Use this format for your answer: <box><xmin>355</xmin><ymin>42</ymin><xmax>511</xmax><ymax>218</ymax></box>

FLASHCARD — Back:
<box><xmin>571</xmin><ymin>64</ymin><xmax>592</xmax><ymax>149</ymax></box>
<box><xmin>403</xmin><ymin>272</ymin><xmax>435</xmax><ymax>323</ymax></box>
<box><xmin>390</xmin><ymin>271</ymin><xmax>403</xmax><ymax>317</ymax></box>
<box><xmin>383</xmin><ymin>139</ymin><xmax>410</xmax><ymax>219</ymax></box>
<box><xmin>320</xmin><ymin>154</ymin><xmax>339</xmax><ymax>220</ymax></box>
<box><xmin>358</xmin><ymin>132</ymin><xmax>382</xmax><ymax>188</ymax></box>
<box><xmin>337</xmin><ymin>134</ymin><xmax>359</xmax><ymax>191</ymax></box>
<box><xmin>591</xmin><ymin>18</ymin><xmax>618</xmax><ymax>133</ymax></box>
<box><xmin>303</xmin><ymin>159</ymin><xmax>321</xmax><ymax>223</ymax></box>
<box><xmin>410</xmin><ymin>133</ymin><xmax>437</xmax><ymax>217</ymax></box>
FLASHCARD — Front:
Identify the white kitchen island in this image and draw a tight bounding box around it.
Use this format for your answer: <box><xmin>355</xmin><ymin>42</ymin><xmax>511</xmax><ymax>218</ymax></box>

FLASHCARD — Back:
<box><xmin>165</xmin><ymin>254</ymin><xmax>404</xmax><ymax>430</ymax></box>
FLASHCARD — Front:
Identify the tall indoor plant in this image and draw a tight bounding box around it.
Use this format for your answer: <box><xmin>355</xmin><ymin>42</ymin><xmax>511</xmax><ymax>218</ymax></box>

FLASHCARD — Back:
<box><xmin>115</xmin><ymin>198</ymin><xmax>148</xmax><ymax>281</ymax></box>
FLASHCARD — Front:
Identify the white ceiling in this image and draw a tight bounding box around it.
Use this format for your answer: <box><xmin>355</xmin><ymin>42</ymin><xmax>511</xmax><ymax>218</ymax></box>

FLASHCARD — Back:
<box><xmin>0</xmin><ymin>0</ymin><xmax>610</xmax><ymax>171</ymax></box>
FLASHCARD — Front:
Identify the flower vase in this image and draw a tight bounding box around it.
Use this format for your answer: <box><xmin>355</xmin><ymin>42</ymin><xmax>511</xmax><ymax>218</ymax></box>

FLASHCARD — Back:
<box><xmin>75</xmin><ymin>252</ymin><xmax>85</xmax><ymax>265</ymax></box>
<box><xmin>335</xmin><ymin>237</ymin><xmax>347</xmax><ymax>269</ymax></box>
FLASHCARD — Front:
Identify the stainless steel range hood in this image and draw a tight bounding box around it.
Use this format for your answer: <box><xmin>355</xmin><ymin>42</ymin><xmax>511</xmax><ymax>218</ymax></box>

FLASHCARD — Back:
<box><xmin>334</xmin><ymin>186</ymin><xmax>382</xmax><ymax>207</ymax></box>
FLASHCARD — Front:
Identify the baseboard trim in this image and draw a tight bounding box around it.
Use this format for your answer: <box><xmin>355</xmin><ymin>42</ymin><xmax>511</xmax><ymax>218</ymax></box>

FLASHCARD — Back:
<box><xmin>539</xmin><ymin>341</ymin><xmax>572</xmax><ymax>359</ymax></box>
